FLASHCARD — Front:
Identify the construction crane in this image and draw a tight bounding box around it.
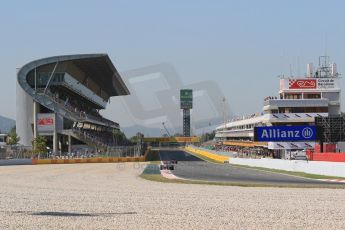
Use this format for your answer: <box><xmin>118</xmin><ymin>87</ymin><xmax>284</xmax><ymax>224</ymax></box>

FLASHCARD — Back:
<box><xmin>162</xmin><ymin>122</ymin><xmax>171</xmax><ymax>137</ymax></box>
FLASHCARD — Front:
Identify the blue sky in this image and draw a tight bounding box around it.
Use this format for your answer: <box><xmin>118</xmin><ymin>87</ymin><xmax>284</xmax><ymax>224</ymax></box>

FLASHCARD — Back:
<box><xmin>1</xmin><ymin>0</ymin><xmax>345</xmax><ymax>129</ymax></box>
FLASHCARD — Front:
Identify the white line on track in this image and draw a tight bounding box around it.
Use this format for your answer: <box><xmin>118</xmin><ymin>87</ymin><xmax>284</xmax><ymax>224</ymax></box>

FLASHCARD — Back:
<box><xmin>159</xmin><ymin>161</ymin><xmax>183</xmax><ymax>180</ymax></box>
<box><xmin>317</xmin><ymin>179</ymin><xmax>345</xmax><ymax>183</ymax></box>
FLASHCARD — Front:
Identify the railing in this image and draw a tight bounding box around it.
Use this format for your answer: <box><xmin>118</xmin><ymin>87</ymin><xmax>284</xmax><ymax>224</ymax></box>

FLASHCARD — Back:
<box><xmin>70</xmin><ymin>129</ymin><xmax>108</xmax><ymax>148</ymax></box>
<box><xmin>215</xmin><ymin>129</ymin><xmax>253</xmax><ymax>138</ymax></box>
<box><xmin>0</xmin><ymin>146</ymin><xmax>143</xmax><ymax>160</ymax></box>
<box><xmin>32</xmin><ymin>72</ymin><xmax>107</xmax><ymax>108</ymax></box>
<box><xmin>0</xmin><ymin>145</ymin><xmax>33</xmax><ymax>160</ymax></box>
<box><xmin>35</xmin><ymin>88</ymin><xmax>119</xmax><ymax>128</ymax></box>
<box><xmin>268</xmin><ymin>113</ymin><xmax>328</xmax><ymax>120</ymax></box>
<box><xmin>217</xmin><ymin>112</ymin><xmax>329</xmax><ymax>130</ymax></box>
<box><xmin>263</xmin><ymin>98</ymin><xmax>328</xmax><ymax>106</ymax></box>
<box><xmin>67</xmin><ymin>129</ymin><xmax>142</xmax><ymax>156</ymax></box>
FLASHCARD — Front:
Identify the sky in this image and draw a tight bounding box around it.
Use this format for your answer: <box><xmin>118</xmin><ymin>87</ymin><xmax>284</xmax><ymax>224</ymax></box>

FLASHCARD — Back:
<box><xmin>1</xmin><ymin>0</ymin><xmax>345</xmax><ymax>133</ymax></box>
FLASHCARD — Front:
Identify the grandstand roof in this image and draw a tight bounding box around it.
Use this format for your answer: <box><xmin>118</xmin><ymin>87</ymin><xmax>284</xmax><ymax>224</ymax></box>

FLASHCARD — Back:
<box><xmin>70</xmin><ymin>54</ymin><xmax>130</xmax><ymax>97</ymax></box>
<box><xmin>18</xmin><ymin>53</ymin><xmax>130</xmax><ymax>98</ymax></box>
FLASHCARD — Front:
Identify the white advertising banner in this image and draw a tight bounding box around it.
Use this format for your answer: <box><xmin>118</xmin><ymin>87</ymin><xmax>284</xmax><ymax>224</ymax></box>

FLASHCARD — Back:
<box><xmin>316</xmin><ymin>78</ymin><xmax>337</xmax><ymax>89</ymax></box>
<box><xmin>268</xmin><ymin>141</ymin><xmax>315</xmax><ymax>150</ymax></box>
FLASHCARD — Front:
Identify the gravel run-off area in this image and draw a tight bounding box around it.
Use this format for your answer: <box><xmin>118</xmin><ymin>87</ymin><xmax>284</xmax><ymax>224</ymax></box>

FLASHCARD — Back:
<box><xmin>0</xmin><ymin>163</ymin><xmax>345</xmax><ymax>230</ymax></box>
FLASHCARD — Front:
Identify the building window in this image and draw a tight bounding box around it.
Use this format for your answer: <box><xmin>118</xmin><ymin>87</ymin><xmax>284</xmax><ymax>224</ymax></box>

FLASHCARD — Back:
<box><xmin>285</xmin><ymin>94</ymin><xmax>302</xmax><ymax>99</ymax></box>
<box><xmin>304</xmin><ymin>93</ymin><xmax>321</xmax><ymax>99</ymax></box>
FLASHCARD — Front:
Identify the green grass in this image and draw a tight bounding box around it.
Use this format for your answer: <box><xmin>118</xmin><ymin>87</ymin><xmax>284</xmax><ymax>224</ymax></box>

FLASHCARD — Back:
<box><xmin>141</xmin><ymin>163</ymin><xmax>160</xmax><ymax>174</ymax></box>
<box><xmin>145</xmin><ymin>150</ymin><xmax>160</xmax><ymax>161</ymax></box>
<box><xmin>142</xmin><ymin>148</ymin><xmax>345</xmax><ymax>188</ymax></box>
<box><xmin>139</xmin><ymin>163</ymin><xmax>345</xmax><ymax>189</ymax></box>
<box><xmin>187</xmin><ymin>149</ymin><xmax>345</xmax><ymax>180</ymax></box>
<box><xmin>230</xmin><ymin>163</ymin><xmax>345</xmax><ymax>180</ymax></box>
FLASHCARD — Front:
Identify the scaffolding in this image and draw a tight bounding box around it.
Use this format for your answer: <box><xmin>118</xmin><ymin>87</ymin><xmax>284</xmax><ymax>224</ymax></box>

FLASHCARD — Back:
<box><xmin>315</xmin><ymin>116</ymin><xmax>345</xmax><ymax>143</ymax></box>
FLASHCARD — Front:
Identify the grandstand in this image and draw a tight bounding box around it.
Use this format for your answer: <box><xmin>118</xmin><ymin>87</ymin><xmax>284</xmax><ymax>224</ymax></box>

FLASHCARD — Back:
<box><xmin>16</xmin><ymin>54</ymin><xmax>130</xmax><ymax>154</ymax></box>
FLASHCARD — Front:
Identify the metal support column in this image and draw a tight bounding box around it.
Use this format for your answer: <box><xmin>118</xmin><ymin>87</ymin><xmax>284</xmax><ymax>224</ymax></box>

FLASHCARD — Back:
<box><xmin>68</xmin><ymin>135</ymin><xmax>72</xmax><ymax>154</ymax></box>
<box><xmin>33</xmin><ymin>101</ymin><xmax>38</xmax><ymax>139</ymax></box>
<box><xmin>44</xmin><ymin>62</ymin><xmax>59</xmax><ymax>94</ymax></box>
<box><xmin>53</xmin><ymin>113</ymin><xmax>58</xmax><ymax>154</ymax></box>
<box><xmin>33</xmin><ymin>67</ymin><xmax>38</xmax><ymax>141</ymax></box>
<box><xmin>183</xmin><ymin>109</ymin><xmax>191</xmax><ymax>137</ymax></box>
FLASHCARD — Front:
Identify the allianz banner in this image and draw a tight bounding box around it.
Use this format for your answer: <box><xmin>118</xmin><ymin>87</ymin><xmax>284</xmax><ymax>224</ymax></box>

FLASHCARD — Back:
<box><xmin>254</xmin><ymin>125</ymin><xmax>317</xmax><ymax>142</ymax></box>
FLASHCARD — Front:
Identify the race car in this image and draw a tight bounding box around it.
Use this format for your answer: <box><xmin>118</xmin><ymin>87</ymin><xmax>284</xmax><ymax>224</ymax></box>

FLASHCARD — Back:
<box><xmin>160</xmin><ymin>164</ymin><xmax>174</xmax><ymax>170</ymax></box>
<box><xmin>159</xmin><ymin>160</ymin><xmax>176</xmax><ymax>170</ymax></box>
<box><xmin>170</xmin><ymin>160</ymin><xmax>178</xmax><ymax>164</ymax></box>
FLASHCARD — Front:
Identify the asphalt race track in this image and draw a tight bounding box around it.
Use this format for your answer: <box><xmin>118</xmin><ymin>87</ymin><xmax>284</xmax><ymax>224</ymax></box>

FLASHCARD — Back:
<box><xmin>159</xmin><ymin>149</ymin><xmax>345</xmax><ymax>187</ymax></box>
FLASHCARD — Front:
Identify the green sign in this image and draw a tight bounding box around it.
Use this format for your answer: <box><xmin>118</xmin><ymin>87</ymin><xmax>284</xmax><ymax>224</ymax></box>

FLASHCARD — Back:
<box><xmin>180</xmin><ymin>89</ymin><xmax>193</xmax><ymax>109</ymax></box>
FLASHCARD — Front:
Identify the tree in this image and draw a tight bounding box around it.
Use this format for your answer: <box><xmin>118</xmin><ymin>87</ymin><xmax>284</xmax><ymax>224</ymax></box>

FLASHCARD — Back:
<box><xmin>200</xmin><ymin>131</ymin><xmax>216</xmax><ymax>143</ymax></box>
<box><xmin>130</xmin><ymin>135</ymin><xmax>138</xmax><ymax>143</ymax></box>
<box><xmin>112</xmin><ymin>129</ymin><xmax>129</xmax><ymax>145</ymax></box>
<box><xmin>173</xmin><ymin>133</ymin><xmax>183</xmax><ymax>137</ymax></box>
<box><xmin>130</xmin><ymin>132</ymin><xmax>144</xmax><ymax>144</ymax></box>
<box><xmin>32</xmin><ymin>136</ymin><xmax>47</xmax><ymax>154</ymax></box>
<box><xmin>8</xmin><ymin>126</ymin><xmax>20</xmax><ymax>146</ymax></box>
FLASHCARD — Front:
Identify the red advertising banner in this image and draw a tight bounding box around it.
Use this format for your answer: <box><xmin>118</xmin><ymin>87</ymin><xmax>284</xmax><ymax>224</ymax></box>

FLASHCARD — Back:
<box><xmin>37</xmin><ymin>117</ymin><xmax>54</xmax><ymax>126</ymax></box>
<box><xmin>288</xmin><ymin>79</ymin><xmax>316</xmax><ymax>89</ymax></box>
<box><xmin>37</xmin><ymin>113</ymin><xmax>55</xmax><ymax>133</ymax></box>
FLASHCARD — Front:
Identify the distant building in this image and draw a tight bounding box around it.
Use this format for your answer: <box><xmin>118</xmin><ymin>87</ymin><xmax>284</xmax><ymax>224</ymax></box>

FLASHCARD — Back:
<box><xmin>215</xmin><ymin>56</ymin><xmax>341</xmax><ymax>158</ymax></box>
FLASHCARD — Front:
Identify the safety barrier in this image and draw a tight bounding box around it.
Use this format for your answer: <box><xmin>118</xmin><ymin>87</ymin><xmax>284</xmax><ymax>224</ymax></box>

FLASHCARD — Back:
<box><xmin>0</xmin><ymin>147</ymin><xmax>152</xmax><ymax>166</ymax></box>
<box><xmin>31</xmin><ymin>147</ymin><xmax>152</xmax><ymax>165</ymax></box>
<box><xmin>230</xmin><ymin>157</ymin><xmax>345</xmax><ymax>178</ymax></box>
<box><xmin>32</xmin><ymin>156</ymin><xmax>146</xmax><ymax>165</ymax></box>
<box><xmin>0</xmin><ymin>159</ymin><xmax>33</xmax><ymax>166</ymax></box>
<box><xmin>222</xmin><ymin>141</ymin><xmax>268</xmax><ymax>148</ymax></box>
<box><xmin>307</xmin><ymin>152</ymin><xmax>345</xmax><ymax>162</ymax></box>
<box><xmin>185</xmin><ymin>146</ymin><xmax>230</xmax><ymax>163</ymax></box>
